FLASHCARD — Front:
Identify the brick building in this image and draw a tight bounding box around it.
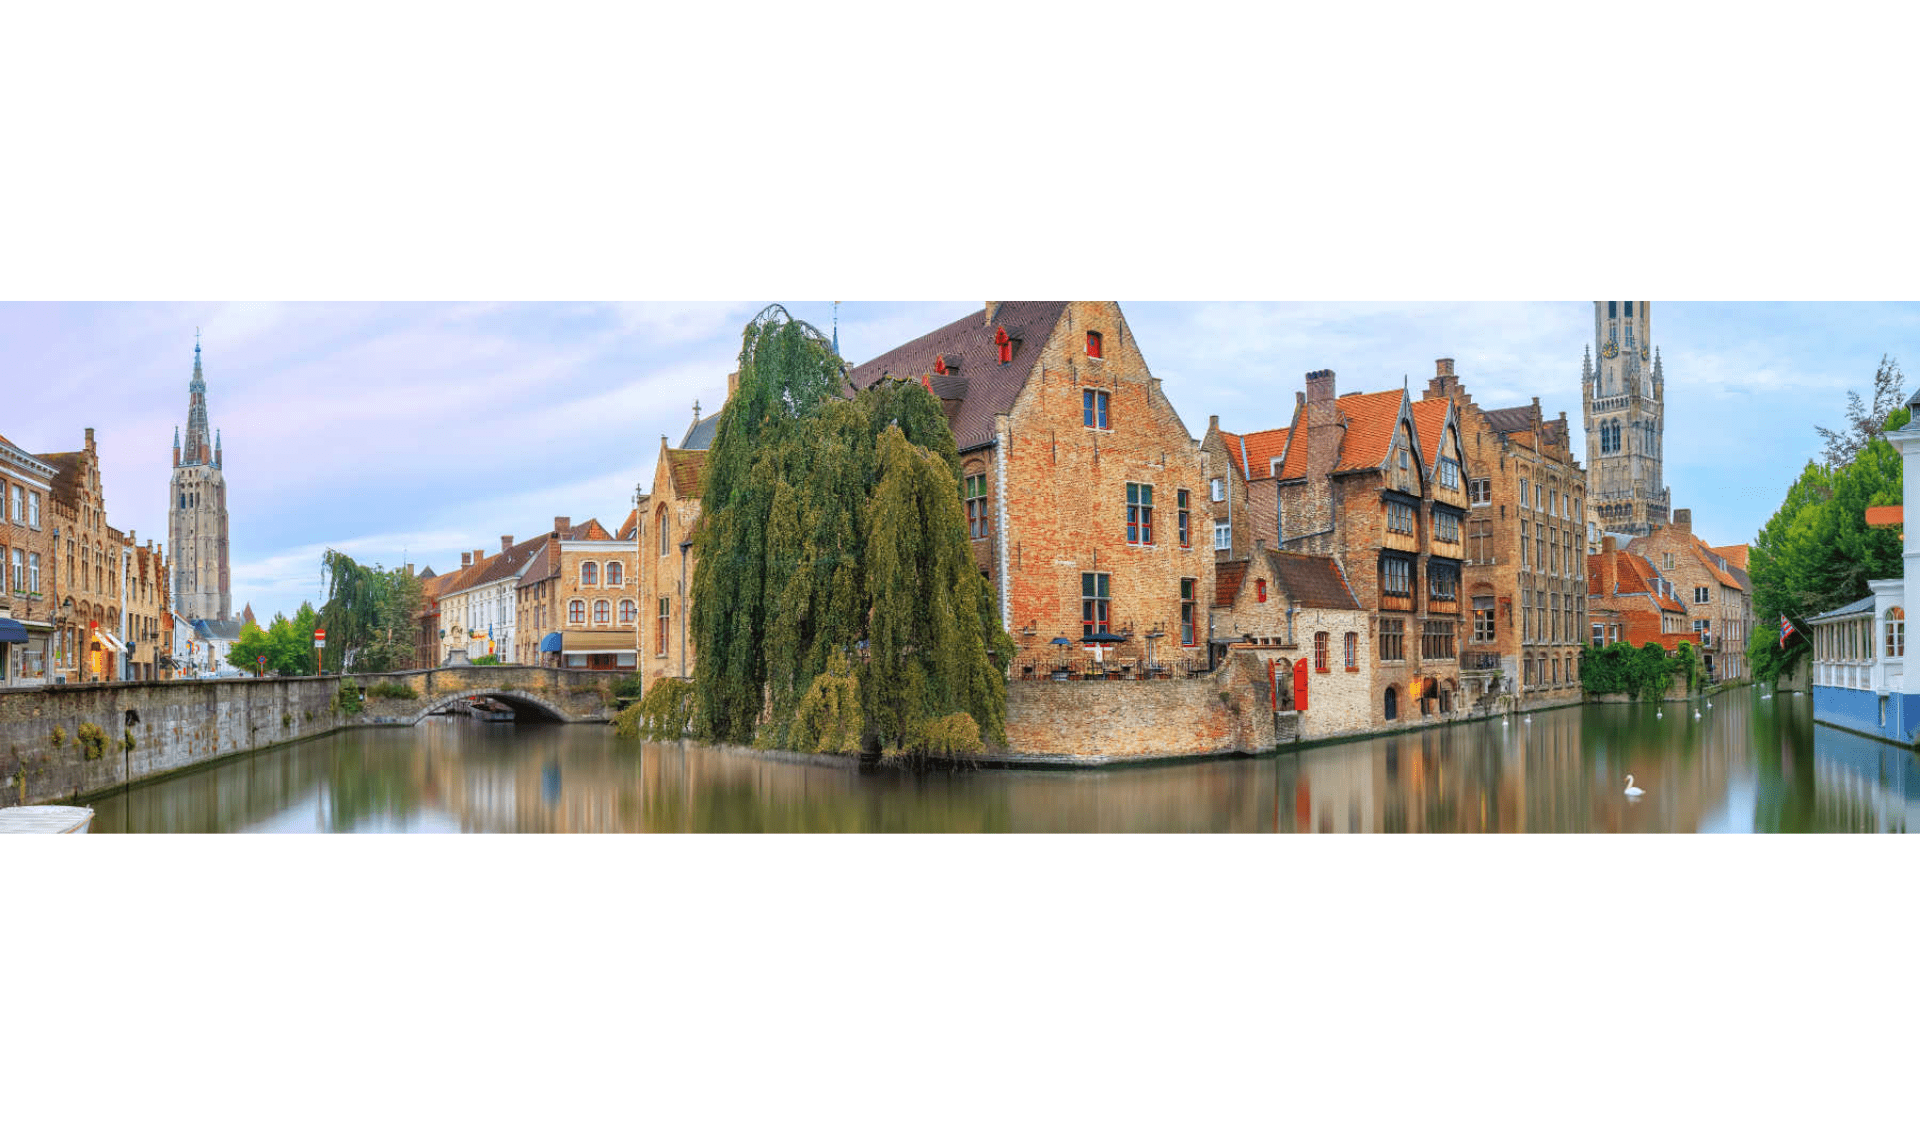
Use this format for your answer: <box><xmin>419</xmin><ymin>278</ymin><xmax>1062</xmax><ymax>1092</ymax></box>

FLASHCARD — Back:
<box><xmin>1210</xmin><ymin>541</ymin><xmax>1370</xmax><ymax>741</ymax></box>
<box><xmin>640</xmin><ymin>404</ymin><xmax>718</xmax><ymax>686</ymax></box>
<box><xmin>37</xmin><ymin>429</ymin><xmax>130</xmax><ymax>681</ymax></box>
<box><xmin>849</xmin><ymin>301</ymin><xmax>1213</xmax><ymax>681</ymax></box>
<box><xmin>1270</xmin><ymin>371</ymin><xmax>1471</xmax><ymax>726</ymax></box>
<box><xmin>512</xmin><ymin>516</ymin><xmax>636</xmax><ymax>671</ymax></box>
<box><xmin>1</xmin><ymin>431</ymin><xmax>57</xmax><ymax>685</ymax></box>
<box><xmin>125</xmin><ymin>538</ymin><xmax>171</xmax><ymax>681</ymax></box>
<box><xmin>1420</xmin><ymin>359</ymin><xmax>1587</xmax><ymax>706</ymax></box>
<box><xmin>1200</xmin><ymin>419</ymin><xmax>1290</xmax><ymax>561</ymax></box>
<box><xmin>1582</xmin><ymin>300</ymin><xmax>1670</xmax><ymax>539</ymax></box>
<box><xmin>1623</xmin><ymin>509</ymin><xmax>1752</xmax><ymax>681</ymax></box>
<box><xmin>1588</xmin><ymin>537</ymin><xmax>1702</xmax><ymax>653</ymax></box>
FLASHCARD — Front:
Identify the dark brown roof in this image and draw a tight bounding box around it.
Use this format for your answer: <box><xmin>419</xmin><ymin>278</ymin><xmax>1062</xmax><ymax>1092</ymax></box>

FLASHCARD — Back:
<box><xmin>517</xmin><ymin>540</ymin><xmax>556</xmax><ymax>589</ymax></box>
<box><xmin>1262</xmin><ymin>550</ymin><xmax>1360</xmax><ymax>610</ymax></box>
<box><xmin>617</xmin><ymin>507</ymin><xmax>639</xmax><ymax>541</ymax></box>
<box><xmin>1483</xmin><ymin>406</ymin><xmax>1535</xmax><ymax>435</ymax></box>
<box><xmin>1214</xmin><ymin>560</ymin><xmax>1248</xmax><ymax>607</ymax></box>
<box><xmin>561</xmin><ymin>518</ymin><xmax>614</xmax><ymax>541</ymax></box>
<box><xmin>666</xmin><ymin>449</ymin><xmax>707</xmax><ymax>498</ymax></box>
<box><xmin>846</xmin><ymin>301</ymin><xmax>1070</xmax><ymax>451</ymax></box>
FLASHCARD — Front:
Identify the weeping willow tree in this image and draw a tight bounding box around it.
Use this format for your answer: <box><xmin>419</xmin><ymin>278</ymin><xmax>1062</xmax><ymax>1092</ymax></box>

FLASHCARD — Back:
<box><xmin>686</xmin><ymin>305</ymin><xmax>1012</xmax><ymax>757</ymax></box>
<box><xmin>317</xmin><ymin>550</ymin><xmax>426</xmax><ymax>673</ymax></box>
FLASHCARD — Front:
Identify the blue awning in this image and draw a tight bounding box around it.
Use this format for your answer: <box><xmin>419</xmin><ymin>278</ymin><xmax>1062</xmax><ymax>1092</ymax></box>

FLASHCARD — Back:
<box><xmin>0</xmin><ymin>618</ymin><xmax>29</xmax><ymax>644</ymax></box>
<box><xmin>539</xmin><ymin>632</ymin><xmax>563</xmax><ymax>653</ymax></box>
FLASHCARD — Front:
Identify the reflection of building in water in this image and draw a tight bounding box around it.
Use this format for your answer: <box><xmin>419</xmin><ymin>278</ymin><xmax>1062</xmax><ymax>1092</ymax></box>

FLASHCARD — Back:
<box><xmin>1808</xmin><ymin>725</ymin><xmax>1917</xmax><ymax>833</ymax></box>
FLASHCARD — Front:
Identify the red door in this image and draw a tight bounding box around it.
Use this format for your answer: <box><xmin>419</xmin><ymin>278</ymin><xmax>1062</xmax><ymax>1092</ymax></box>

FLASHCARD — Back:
<box><xmin>1293</xmin><ymin>657</ymin><xmax>1309</xmax><ymax>713</ymax></box>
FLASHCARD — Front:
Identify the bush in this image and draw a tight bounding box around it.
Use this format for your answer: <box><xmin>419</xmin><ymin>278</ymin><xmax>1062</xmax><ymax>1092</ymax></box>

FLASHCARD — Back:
<box><xmin>77</xmin><ymin>722</ymin><xmax>109</xmax><ymax>761</ymax></box>
<box><xmin>469</xmin><ymin>654</ymin><xmax>502</xmax><ymax>666</ymax></box>
<box><xmin>898</xmin><ymin>712</ymin><xmax>983</xmax><ymax>762</ymax></box>
<box><xmin>609</xmin><ymin>674</ymin><xmax>646</xmax><ymax>701</ymax></box>
<box><xmin>367</xmin><ymin>681</ymin><xmax>419</xmax><ymax>700</ymax></box>
<box><xmin>1580</xmin><ymin>642</ymin><xmax>1677</xmax><ymax>700</ymax></box>
<box><xmin>613</xmin><ymin>677</ymin><xmax>695</xmax><ymax>741</ymax></box>
<box><xmin>330</xmin><ymin>678</ymin><xmax>365</xmax><ymax>716</ymax></box>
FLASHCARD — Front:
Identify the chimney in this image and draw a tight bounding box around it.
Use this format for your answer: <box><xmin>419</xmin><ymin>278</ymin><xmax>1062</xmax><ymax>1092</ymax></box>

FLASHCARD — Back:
<box><xmin>1305</xmin><ymin>369</ymin><xmax>1337</xmax><ymax>406</ymax></box>
<box><xmin>554</xmin><ymin>516</ymin><xmax>571</xmax><ymax>535</ymax></box>
<box><xmin>1209</xmin><ymin>414</ymin><xmax>1219</xmax><ymax>433</ymax></box>
<box><xmin>726</xmin><ymin>371</ymin><xmax>739</xmax><ymax>398</ymax></box>
<box><xmin>405</xmin><ymin>563</ymin><xmax>414</xmax><ymax>576</ymax></box>
<box><xmin>461</xmin><ymin>552</ymin><xmax>472</xmax><ymax>568</ymax></box>
<box><xmin>1598</xmin><ymin>538</ymin><xmax>1618</xmax><ymax>598</ymax></box>
<box><xmin>85</xmin><ymin>427</ymin><xmax>95</xmax><ymax>446</ymax></box>
<box><xmin>1436</xmin><ymin>358</ymin><xmax>1455</xmax><ymax>378</ymax></box>
<box><xmin>1426</xmin><ymin>358</ymin><xmax>1458</xmax><ymax>400</ymax></box>
<box><xmin>473</xmin><ymin>548</ymin><xmax>486</xmax><ymax>566</ymax></box>
<box><xmin>501</xmin><ymin>535</ymin><xmax>513</xmax><ymax>554</ymax></box>
<box><xmin>1673</xmin><ymin>508</ymin><xmax>1691</xmax><ymax>533</ymax></box>
<box><xmin>984</xmin><ymin>301</ymin><xmax>999</xmax><ymax>324</ymax></box>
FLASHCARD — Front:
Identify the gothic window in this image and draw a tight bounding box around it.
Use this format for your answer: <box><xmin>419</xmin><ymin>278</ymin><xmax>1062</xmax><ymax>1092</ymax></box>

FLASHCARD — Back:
<box><xmin>657</xmin><ymin>506</ymin><xmax>669</xmax><ymax>556</ymax></box>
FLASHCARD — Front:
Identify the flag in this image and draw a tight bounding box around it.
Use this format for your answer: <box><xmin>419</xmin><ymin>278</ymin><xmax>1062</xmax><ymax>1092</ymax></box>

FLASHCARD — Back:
<box><xmin>1780</xmin><ymin>618</ymin><xmax>1797</xmax><ymax>648</ymax></box>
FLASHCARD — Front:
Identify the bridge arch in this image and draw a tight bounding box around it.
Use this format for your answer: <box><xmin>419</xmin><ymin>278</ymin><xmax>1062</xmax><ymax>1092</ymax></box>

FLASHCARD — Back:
<box><xmin>407</xmin><ymin>687</ymin><xmax>576</xmax><ymax>726</ymax></box>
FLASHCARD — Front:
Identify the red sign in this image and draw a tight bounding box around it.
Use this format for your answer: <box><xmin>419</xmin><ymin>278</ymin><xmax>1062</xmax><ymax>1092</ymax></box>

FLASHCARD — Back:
<box><xmin>314</xmin><ymin>628</ymin><xmax>327</xmax><ymax>648</ymax></box>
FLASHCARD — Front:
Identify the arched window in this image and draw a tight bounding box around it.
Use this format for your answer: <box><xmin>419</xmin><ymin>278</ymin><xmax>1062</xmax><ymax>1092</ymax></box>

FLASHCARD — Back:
<box><xmin>1384</xmin><ymin>686</ymin><xmax>1398</xmax><ymax>721</ymax></box>
<box><xmin>606</xmin><ymin>561</ymin><xmax>624</xmax><ymax>587</ymax></box>
<box><xmin>594</xmin><ymin>599</ymin><xmax>611</xmax><ymax>625</ymax></box>
<box><xmin>581</xmin><ymin>561</ymin><xmax>598</xmax><ymax>587</ymax></box>
<box><xmin>619</xmin><ymin>599</ymin><xmax>637</xmax><ymax>623</ymax></box>
<box><xmin>657</xmin><ymin>506</ymin><xmax>669</xmax><ymax>557</ymax></box>
<box><xmin>1888</xmin><ymin>607</ymin><xmax>1906</xmax><ymax>657</ymax></box>
<box><xmin>569</xmin><ymin>599</ymin><xmax>585</xmax><ymax>623</ymax></box>
<box><xmin>1086</xmin><ymin>331</ymin><xmax>1103</xmax><ymax>358</ymax></box>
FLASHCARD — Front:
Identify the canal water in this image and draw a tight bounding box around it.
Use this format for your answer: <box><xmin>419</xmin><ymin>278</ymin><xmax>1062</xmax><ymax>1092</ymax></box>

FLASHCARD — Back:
<box><xmin>87</xmin><ymin>685</ymin><xmax>1917</xmax><ymax>832</ymax></box>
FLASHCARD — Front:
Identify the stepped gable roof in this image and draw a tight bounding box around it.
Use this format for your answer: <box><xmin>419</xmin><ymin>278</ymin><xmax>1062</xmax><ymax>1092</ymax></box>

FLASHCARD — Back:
<box><xmin>35</xmin><ymin>450</ymin><xmax>85</xmax><ymax>503</ymax></box>
<box><xmin>1263</xmin><ymin>549</ymin><xmax>1360</xmax><ymax>610</ymax></box>
<box><xmin>681</xmin><ymin>412</ymin><xmax>722</xmax><ymax>450</ymax></box>
<box><xmin>666</xmin><ymin>449</ymin><xmax>707</xmax><ymax>498</ymax></box>
<box><xmin>1410</xmin><ymin>398</ymin><xmax>1451</xmax><ymax>469</ymax></box>
<box><xmin>1331</xmin><ymin>390</ymin><xmax>1408</xmax><ymax>472</ymax></box>
<box><xmin>1483</xmin><ymin>405</ymin><xmax>1535</xmax><ymax>435</ymax></box>
<box><xmin>1242</xmin><ymin>428</ymin><xmax>1290</xmax><ymax>480</ymax></box>
<box><xmin>846</xmin><ymin>301</ymin><xmax>1071</xmax><ymax>451</ymax></box>
<box><xmin>1214</xmin><ymin>560</ymin><xmax>1248</xmax><ymax>607</ymax></box>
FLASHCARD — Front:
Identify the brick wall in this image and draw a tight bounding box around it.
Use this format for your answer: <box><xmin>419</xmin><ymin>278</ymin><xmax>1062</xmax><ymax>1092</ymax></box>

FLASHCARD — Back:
<box><xmin>1002</xmin><ymin>653</ymin><xmax>1272</xmax><ymax>759</ymax></box>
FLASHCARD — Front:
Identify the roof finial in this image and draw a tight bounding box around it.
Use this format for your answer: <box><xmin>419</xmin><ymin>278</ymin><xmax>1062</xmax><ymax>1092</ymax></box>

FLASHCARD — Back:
<box><xmin>692</xmin><ymin>398</ymin><xmax>701</xmax><ymax>421</ymax></box>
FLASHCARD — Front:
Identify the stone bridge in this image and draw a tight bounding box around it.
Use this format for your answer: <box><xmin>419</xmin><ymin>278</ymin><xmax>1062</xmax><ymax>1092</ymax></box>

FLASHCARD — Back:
<box><xmin>2</xmin><ymin>665</ymin><xmax>629</xmax><ymax>807</ymax></box>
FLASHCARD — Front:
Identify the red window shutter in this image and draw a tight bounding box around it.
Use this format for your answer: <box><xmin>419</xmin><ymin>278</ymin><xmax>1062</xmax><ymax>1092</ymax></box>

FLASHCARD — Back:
<box><xmin>1256</xmin><ymin>580</ymin><xmax>1267</xmax><ymax>603</ymax></box>
<box><xmin>1293</xmin><ymin>657</ymin><xmax>1309</xmax><ymax>712</ymax></box>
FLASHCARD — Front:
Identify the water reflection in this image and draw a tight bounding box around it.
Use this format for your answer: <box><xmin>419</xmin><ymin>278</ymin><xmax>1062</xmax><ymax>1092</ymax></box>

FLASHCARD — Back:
<box><xmin>86</xmin><ymin>689</ymin><xmax>1918</xmax><ymax>833</ymax></box>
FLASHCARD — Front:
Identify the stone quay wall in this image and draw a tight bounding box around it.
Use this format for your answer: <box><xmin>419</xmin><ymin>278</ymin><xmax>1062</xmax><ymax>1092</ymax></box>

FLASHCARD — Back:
<box><xmin>1001</xmin><ymin>653</ymin><xmax>1276</xmax><ymax>762</ymax></box>
<box><xmin>2</xmin><ymin>666</ymin><xmax>621</xmax><ymax>806</ymax></box>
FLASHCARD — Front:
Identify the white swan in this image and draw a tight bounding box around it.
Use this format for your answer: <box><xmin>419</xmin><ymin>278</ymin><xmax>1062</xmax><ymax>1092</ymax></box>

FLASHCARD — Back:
<box><xmin>1656</xmin><ymin>710</ymin><xmax>1663</xmax><ymax>718</ymax></box>
<box><xmin>1523</xmin><ymin>715</ymin><xmax>1532</xmax><ymax>723</ymax></box>
<box><xmin>1624</xmin><ymin>775</ymin><xmax>1644</xmax><ymax>797</ymax></box>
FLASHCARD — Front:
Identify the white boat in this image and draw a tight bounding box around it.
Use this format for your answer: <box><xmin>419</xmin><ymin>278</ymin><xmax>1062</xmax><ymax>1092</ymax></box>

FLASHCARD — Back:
<box><xmin>0</xmin><ymin>805</ymin><xmax>95</xmax><ymax>834</ymax></box>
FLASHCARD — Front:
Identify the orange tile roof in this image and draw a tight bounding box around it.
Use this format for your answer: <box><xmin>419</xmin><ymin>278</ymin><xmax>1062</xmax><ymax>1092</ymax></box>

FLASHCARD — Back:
<box><xmin>1688</xmin><ymin>537</ymin><xmax>1741</xmax><ymax>590</ymax></box>
<box><xmin>617</xmin><ymin>507</ymin><xmax>640</xmax><ymax>541</ymax></box>
<box><xmin>1214</xmin><ymin>560</ymin><xmax>1247</xmax><ymax>607</ymax></box>
<box><xmin>1410</xmin><ymin>398</ymin><xmax>1451</xmax><ymax>469</ymax></box>
<box><xmin>1276</xmin><ymin>411</ymin><xmax>1309</xmax><ymax>480</ymax></box>
<box><xmin>1331</xmin><ymin>390</ymin><xmax>1406</xmax><ymax>472</ymax></box>
<box><xmin>1243</xmin><ymin>428</ymin><xmax>1290</xmax><ymax>480</ymax></box>
<box><xmin>1865</xmin><ymin>506</ymin><xmax>1903</xmax><ymax>530</ymax></box>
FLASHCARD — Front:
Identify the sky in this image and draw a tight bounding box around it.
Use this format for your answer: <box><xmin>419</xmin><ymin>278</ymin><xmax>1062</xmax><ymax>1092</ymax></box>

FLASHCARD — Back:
<box><xmin>4</xmin><ymin>300</ymin><xmax>1917</xmax><ymax>623</ymax></box>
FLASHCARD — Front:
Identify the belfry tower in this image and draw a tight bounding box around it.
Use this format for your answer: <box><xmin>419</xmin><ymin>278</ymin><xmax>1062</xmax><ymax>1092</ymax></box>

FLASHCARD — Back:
<box><xmin>169</xmin><ymin>331</ymin><xmax>232</xmax><ymax>621</ymax></box>
<box><xmin>1581</xmin><ymin>300</ymin><xmax>1669</xmax><ymax>537</ymax></box>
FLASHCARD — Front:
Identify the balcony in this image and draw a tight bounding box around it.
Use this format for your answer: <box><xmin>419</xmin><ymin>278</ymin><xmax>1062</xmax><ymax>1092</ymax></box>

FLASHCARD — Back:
<box><xmin>1460</xmin><ymin>651</ymin><xmax>1502</xmax><ymax>674</ymax></box>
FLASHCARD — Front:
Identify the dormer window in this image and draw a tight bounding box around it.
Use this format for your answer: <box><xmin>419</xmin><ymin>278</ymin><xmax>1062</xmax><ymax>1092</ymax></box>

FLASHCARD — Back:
<box><xmin>994</xmin><ymin>326</ymin><xmax>1012</xmax><ymax>364</ymax></box>
<box><xmin>1086</xmin><ymin>331</ymin><xmax>1103</xmax><ymax>359</ymax></box>
<box><xmin>934</xmin><ymin>354</ymin><xmax>951</xmax><ymax>376</ymax></box>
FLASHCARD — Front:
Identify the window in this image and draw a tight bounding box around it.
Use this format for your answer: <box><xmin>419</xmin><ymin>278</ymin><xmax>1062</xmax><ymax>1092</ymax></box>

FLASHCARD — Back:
<box><xmin>1524</xmin><ymin>655</ymin><xmax>1535</xmax><ymax>686</ymax></box>
<box><xmin>594</xmin><ymin>599</ymin><xmax>611</xmax><ymax>624</ymax></box>
<box><xmin>1126</xmin><ymin>482</ymin><xmax>1154</xmax><ymax>545</ymax></box>
<box><xmin>1177</xmin><ymin>489</ymin><xmax>1191</xmax><ymax>547</ymax></box>
<box><xmin>1386</xmin><ymin>500</ymin><xmax>1415</xmax><ymax>535</ymax></box>
<box><xmin>1889</xmin><ymin>607</ymin><xmax>1906</xmax><ymax>657</ymax></box>
<box><xmin>1180</xmin><ymin>579</ymin><xmax>1196</xmax><ymax>646</ymax></box>
<box><xmin>619</xmin><ymin>599</ymin><xmax>637</xmax><ymax>623</ymax></box>
<box><xmin>1382</xmin><ymin>556</ymin><xmax>1412</xmax><ymax>597</ymax></box>
<box><xmin>1429</xmin><ymin>563</ymin><xmax>1458</xmax><ymax>602</ymax></box>
<box><xmin>1592</xmin><ymin>622</ymin><xmax>1605</xmax><ymax>648</ymax></box>
<box><xmin>1421</xmin><ymin>620</ymin><xmax>1455</xmax><ymax>660</ymax></box>
<box><xmin>1312</xmin><ymin>631</ymin><xmax>1329</xmax><ymax>672</ymax></box>
<box><xmin>1552</xmin><ymin>657</ymin><xmax>1561</xmax><ymax>685</ymax></box>
<box><xmin>1468</xmin><ymin>519</ymin><xmax>1492</xmax><ymax>564</ymax></box>
<box><xmin>1086</xmin><ymin>330</ymin><xmax>1103</xmax><ymax>358</ymax></box>
<box><xmin>1344</xmin><ymin>632</ymin><xmax>1358</xmax><ymax>671</ymax></box>
<box><xmin>1469</xmin><ymin>478</ymin><xmax>1491</xmax><ymax>505</ymax></box>
<box><xmin>1662</xmin><ymin>552</ymin><xmax>1675</xmax><ymax>570</ymax></box>
<box><xmin>569</xmin><ymin>599</ymin><xmax>586</xmax><ymax>623</ymax></box>
<box><xmin>1625</xmin><ymin>301</ymin><xmax>1634</xmax><ymax>317</ymax></box>
<box><xmin>1473</xmin><ymin>595</ymin><xmax>1496</xmax><ymax>642</ymax></box>
<box><xmin>1534</xmin><ymin>483</ymin><xmax>1544</xmax><ymax>511</ymax></box>
<box><xmin>657</xmin><ymin>598</ymin><xmax>670</xmax><ymax>654</ymax></box>
<box><xmin>1519</xmin><ymin>477</ymin><xmax>1529</xmax><ymax>507</ymax></box>
<box><xmin>7</xmin><ymin>484</ymin><xmax>19</xmax><ymax>522</ymax></box>
<box><xmin>965</xmin><ymin>473</ymin><xmax>989</xmax><ymax>539</ymax></box>
<box><xmin>658</xmin><ymin>507</ymin><xmax>669</xmax><ymax>556</ymax></box>
<box><xmin>1435</xmin><ymin>510</ymin><xmax>1460</xmax><ymax>543</ymax></box>
<box><xmin>27</xmin><ymin>552</ymin><xmax>41</xmax><ymax>593</ymax></box>
<box><xmin>1520</xmin><ymin>520</ymin><xmax>1529</xmax><ymax>566</ymax></box>
<box><xmin>1215</xmin><ymin>522</ymin><xmax>1231</xmax><ymax>551</ymax></box>
<box><xmin>27</xmin><ymin>492</ymin><xmax>38</xmax><ymax>528</ymax></box>
<box><xmin>1398</xmin><ymin>448</ymin><xmax>1409</xmax><ymax>470</ymax></box>
<box><xmin>1083</xmin><ymin>388</ymin><xmax>1109</xmax><ymax>429</ymax></box>
<box><xmin>581</xmin><ymin>561</ymin><xmax>598</xmax><ymax>587</ymax></box>
<box><xmin>606</xmin><ymin>561</ymin><xmax>624</xmax><ymax>587</ymax></box>
<box><xmin>1210</xmin><ymin>477</ymin><xmax>1225</xmax><ymax>502</ymax></box>
<box><xmin>1380</xmin><ymin>618</ymin><xmax>1405</xmax><ymax>661</ymax></box>
<box><xmin>1256</xmin><ymin>579</ymin><xmax>1268</xmax><ymax>603</ymax></box>
<box><xmin>1081</xmin><ymin>572</ymin><xmax>1110</xmax><ymax>638</ymax></box>
<box><xmin>1438</xmin><ymin>458</ymin><xmax>1460</xmax><ymax>490</ymax></box>
<box><xmin>1609</xmin><ymin>301</ymin><xmax>1617</xmax><ymax>319</ymax></box>
<box><xmin>1693</xmin><ymin>586</ymin><xmax>1709</xmax><ymax>604</ymax></box>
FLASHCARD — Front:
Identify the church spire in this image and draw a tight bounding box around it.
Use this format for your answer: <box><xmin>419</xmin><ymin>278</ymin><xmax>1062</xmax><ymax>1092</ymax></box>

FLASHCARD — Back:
<box><xmin>184</xmin><ymin>331</ymin><xmax>212</xmax><ymax>463</ymax></box>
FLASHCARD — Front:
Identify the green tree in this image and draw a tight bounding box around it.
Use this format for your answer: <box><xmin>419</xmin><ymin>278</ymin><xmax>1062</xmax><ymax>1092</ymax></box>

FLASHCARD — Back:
<box><xmin>317</xmin><ymin>550</ymin><xmax>425</xmax><ymax>673</ymax></box>
<box><xmin>229</xmin><ymin>602</ymin><xmax>320</xmax><ymax>675</ymax></box>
